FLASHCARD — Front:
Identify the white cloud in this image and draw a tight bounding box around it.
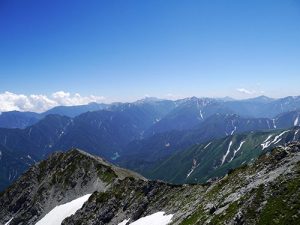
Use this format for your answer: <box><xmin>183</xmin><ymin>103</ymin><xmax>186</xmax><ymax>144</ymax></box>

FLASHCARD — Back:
<box><xmin>0</xmin><ymin>91</ymin><xmax>105</xmax><ymax>113</ymax></box>
<box><xmin>51</xmin><ymin>91</ymin><xmax>105</xmax><ymax>106</ymax></box>
<box><xmin>236</xmin><ymin>88</ymin><xmax>254</xmax><ymax>95</ymax></box>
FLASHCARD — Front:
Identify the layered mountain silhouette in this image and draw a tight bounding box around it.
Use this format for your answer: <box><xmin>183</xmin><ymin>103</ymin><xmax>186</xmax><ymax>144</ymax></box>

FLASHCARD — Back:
<box><xmin>1</xmin><ymin>96</ymin><xmax>300</xmax><ymax>190</ymax></box>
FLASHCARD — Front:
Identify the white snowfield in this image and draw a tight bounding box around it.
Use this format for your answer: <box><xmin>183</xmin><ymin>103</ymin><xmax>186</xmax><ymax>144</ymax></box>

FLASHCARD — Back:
<box><xmin>35</xmin><ymin>194</ymin><xmax>91</xmax><ymax>225</ymax></box>
<box><xmin>118</xmin><ymin>212</ymin><xmax>173</xmax><ymax>225</ymax></box>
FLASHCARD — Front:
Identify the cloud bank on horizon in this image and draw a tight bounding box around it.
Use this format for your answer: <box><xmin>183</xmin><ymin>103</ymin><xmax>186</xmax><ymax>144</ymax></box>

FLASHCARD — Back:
<box><xmin>236</xmin><ymin>88</ymin><xmax>264</xmax><ymax>96</ymax></box>
<box><xmin>0</xmin><ymin>91</ymin><xmax>105</xmax><ymax>113</ymax></box>
<box><xmin>1</xmin><ymin>90</ymin><xmax>299</xmax><ymax>113</ymax></box>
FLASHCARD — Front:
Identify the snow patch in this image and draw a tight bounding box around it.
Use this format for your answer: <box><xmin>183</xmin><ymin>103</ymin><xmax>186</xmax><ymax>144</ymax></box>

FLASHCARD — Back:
<box><xmin>272</xmin><ymin>119</ymin><xmax>277</xmax><ymax>129</ymax></box>
<box><xmin>5</xmin><ymin>217</ymin><xmax>13</xmax><ymax>225</ymax></box>
<box><xmin>196</xmin><ymin>100</ymin><xmax>204</xmax><ymax>120</ymax></box>
<box><xmin>230</xmin><ymin>126</ymin><xmax>237</xmax><ymax>135</ymax></box>
<box><xmin>261</xmin><ymin>135</ymin><xmax>273</xmax><ymax>150</ymax></box>
<box><xmin>229</xmin><ymin>141</ymin><xmax>246</xmax><ymax>162</ymax></box>
<box><xmin>294</xmin><ymin>129</ymin><xmax>299</xmax><ymax>141</ymax></box>
<box><xmin>261</xmin><ymin>130</ymin><xmax>290</xmax><ymax>150</ymax></box>
<box><xmin>8</xmin><ymin>169</ymin><xmax>18</xmax><ymax>181</ymax></box>
<box><xmin>266</xmin><ymin>120</ymin><xmax>271</xmax><ymax>129</ymax></box>
<box><xmin>118</xmin><ymin>219</ymin><xmax>130</xmax><ymax>225</ymax></box>
<box><xmin>187</xmin><ymin>159</ymin><xmax>198</xmax><ymax>178</ymax></box>
<box><xmin>199</xmin><ymin>110</ymin><xmax>203</xmax><ymax>119</ymax></box>
<box><xmin>58</xmin><ymin>131</ymin><xmax>65</xmax><ymax>138</ymax></box>
<box><xmin>221</xmin><ymin>141</ymin><xmax>233</xmax><ymax>165</ymax></box>
<box><xmin>271</xmin><ymin>130</ymin><xmax>289</xmax><ymax>145</ymax></box>
<box><xmin>204</xmin><ymin>142</ymin><xmax>211</xmax><ymax>149</ymax></box>
<box><xmin>118</xmin><ymin>212</ymin><xmax>173</xmax><ymax>225</ymax></box>
<box><xmin>273</xmin><ymin>138</ymin><xmax>282</xmax><ymax>145</ymax></box>
<box><xmin>230</xmin><ymin>120</ymin><xmax>237</xmax><ymax>135</ymax></box>
<box><xmin>35</xmin><ymin>194</ymin><xmax>91</xmax><ymax>225</ymax></box>
<box><xmin>111</xmin><ymin>152</ymin><xmax>120</xmax><ymax>160</ymax></box>
<box><xmin>294</xmin><ymin>116</ymin><xmax>299</xmax><ymax>126</ymax></box>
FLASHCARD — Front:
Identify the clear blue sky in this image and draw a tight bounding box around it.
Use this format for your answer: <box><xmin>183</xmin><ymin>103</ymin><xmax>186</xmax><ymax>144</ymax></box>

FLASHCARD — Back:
<box><xmin>1</xmin><ymin>0</ymin><xmax>300</xmax><ymax>101</ymax></box>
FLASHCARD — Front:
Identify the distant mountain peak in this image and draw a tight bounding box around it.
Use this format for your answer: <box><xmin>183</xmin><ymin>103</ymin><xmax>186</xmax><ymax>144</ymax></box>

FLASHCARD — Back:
<box><xmin>134</xmin><ymin>97</ymin><xmax>163</xmax><ymax>104</ymax></box>
<box><xmin>245</xmin><ymin>95</ymin><xmax>274</xmax><ymax>103</ymax></box>
<box><xmin>256</xmin><ymin>95</ymin><xmax>274</xmax><ymax>100</ymax></box>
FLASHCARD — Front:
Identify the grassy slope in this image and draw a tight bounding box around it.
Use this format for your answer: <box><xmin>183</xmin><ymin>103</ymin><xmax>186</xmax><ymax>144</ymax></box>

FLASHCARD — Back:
<box><xmin>149</xmin><ymin>128</ymin><xmax>300</xmax><ymax>184</ymax></box>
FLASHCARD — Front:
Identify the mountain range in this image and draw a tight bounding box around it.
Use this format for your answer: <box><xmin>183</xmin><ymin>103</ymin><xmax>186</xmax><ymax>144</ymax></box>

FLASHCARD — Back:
<box><xmin>1</xmin><ymin>95</ymin><xmax>300</xmax><ymax>129</ymax></box>
<box><xmin>1</xmin><ymin>96</ymin><xmax>300</xmax><ymax>190</ymax></box>
<box><xmin>1</xmin><ymin>95</ymin><xmax>300</xmax><ymax>224</ymax></box>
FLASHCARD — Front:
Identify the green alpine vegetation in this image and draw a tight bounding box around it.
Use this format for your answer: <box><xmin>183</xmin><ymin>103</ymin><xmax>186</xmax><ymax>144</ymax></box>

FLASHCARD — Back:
<box><xmin>1</xmin><ymin>142</ymin><xmax>300</xmax><ymax>224</ymax></box>
<box><xmin>148</xmin><ymin>127</ymin><xmax>300</xmax><ymax>184</ymax></box>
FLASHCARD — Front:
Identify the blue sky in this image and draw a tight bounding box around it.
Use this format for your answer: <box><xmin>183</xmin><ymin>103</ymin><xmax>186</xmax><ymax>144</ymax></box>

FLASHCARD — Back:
<box><xmin>1</xmin><ymin>0</ymin><xmax>300</xmax><ymax>102</ymax></box>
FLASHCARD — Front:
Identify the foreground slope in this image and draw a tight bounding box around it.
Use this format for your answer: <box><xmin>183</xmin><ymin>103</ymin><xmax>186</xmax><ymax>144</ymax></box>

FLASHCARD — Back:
<box><xmin>2</xmin><ymin>143</ymin><xmax>300</xmax><ymax>224</ymax></box>
<box><xmin>0</xmin><ymin>149</ymin><xmax>144</xmax><ymax>225</ymax></box>
<box><xmin>63</xmin><ymin>142</ymin><xmax>300</xmax><ymax>225</ymax></box>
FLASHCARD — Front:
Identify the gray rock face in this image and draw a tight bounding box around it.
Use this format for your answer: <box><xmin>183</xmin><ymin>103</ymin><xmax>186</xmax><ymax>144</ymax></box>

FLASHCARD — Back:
<box><xmin>0</xmin><ymin>148</ymin><xmax>144</xmax><ymax>225</ymax></box>
<box><xmin>2</xmin><ymin>143</ymin><xmax>300</xmax><ymax>225</ymax></box>
<box><xmin>62</xmin><ymin>179</ymin><xmax>189</xmax><ymax>225</ymax></box>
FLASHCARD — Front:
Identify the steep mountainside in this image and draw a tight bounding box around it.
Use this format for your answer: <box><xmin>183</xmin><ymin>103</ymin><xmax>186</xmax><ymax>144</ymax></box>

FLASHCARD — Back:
<box><xmin>149</xmin><ymin>127</ymin><xmax>300</xmax><ymax>184</ymax></box>
<box><xmin>1</xmin><ymin>110</ymin><xmax>300</xmax><ymax>192</ymax></box>
<box><xmin>0</xmin><ymin>102</ymin><xmax>175</xmax><ymax>191</ymax></box>
<box><xmin>0</xmin><ymin>114</ymin><xmax>72</xmax><ymax>157</ymax></box>
<box><xmin>0</xmin><ymin>103</ymin><xmax>106</xmax><ymax>129</ymax></box>
<box><xmin>0</xmin><ymin>149</ymin><xmax>144</xmax><ymax>225</ymax></box>
<box><xmin>275</xmin><ymin>110</ymin><xmax>300</xmax><ymax>128</ymax></box>
<box><xmin>0</xmin><ymin>98</ymin><xmax>175</xmax><ymax>129</ymax></box>
<box><xmin>2</xmin><ymin>143</ymin><xmax>300</xmax><ymax>224</ymax></box>
<box><xmin>219</xmin><ymin>95</ymin><xmax>300</xmax><ymax>118</ymax></box>
<box><xmin>41</xmin><ymin>102</ymin><xmax>108</xmax><ymax>118</ymax></box>
<box><xmin>52</xmin><ymin>100</ymin><xmax>176</xmax><ymax>156</ymax></box>
<box><xmin>0</xmin><ymin>111</ymin><xmax>41</xmax><ymax>129</ymax></box>
<box><xmin>144</xmin><ymin>96</ymin><xmax>300</xmax><ymax>136</ymax></box>
<box><xmin>0</xmin><ymin>144</ymin><xmax>37</xmax><ymax>191</ymax></box>
<box><xmin>119</xmin><ymin>113</ymin><xmax>300</xmax><ymax>174</ymax></box>
<box><xmin>0</xmin><ymin>115</ymin><xmax>73</xmax><ymax>191</ymax></box>
<box><xmin>53</xmin><ymin>107</ymin><xmax>158</xmax><ymax>156</ymax></box>
<box><xmin>1</xmin><ymin>96</ymin><xmax>300</xmax><ymax>191</ymax></box>
<box><xmin>144</xmin><ymin>97</ymin><xmax>226</xmax><ymax>136</ymax></box>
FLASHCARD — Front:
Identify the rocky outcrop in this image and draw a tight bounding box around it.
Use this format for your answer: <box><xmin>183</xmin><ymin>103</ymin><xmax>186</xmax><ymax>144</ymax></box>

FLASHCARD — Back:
<box><xmin>2</xmin><ymin>143</ymin><xmax>300</xmax><ymax>224</ymax></box>
<box><xmin>0</xmin><ymin>148</ymin><xmax>144</xmax><ymax>225</ymax></box>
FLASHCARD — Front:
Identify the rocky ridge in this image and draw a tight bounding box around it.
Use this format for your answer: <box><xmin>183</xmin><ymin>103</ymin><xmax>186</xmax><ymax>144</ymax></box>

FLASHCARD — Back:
<box><xmin>1</xmin><ymin>142</ymin><xmax>300</xmax><ymax>224</ymax></box>
<box><xmin>0</xmin><ymin>149</ymin><xmax>143</xmax><ymax>225</ymax></box>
